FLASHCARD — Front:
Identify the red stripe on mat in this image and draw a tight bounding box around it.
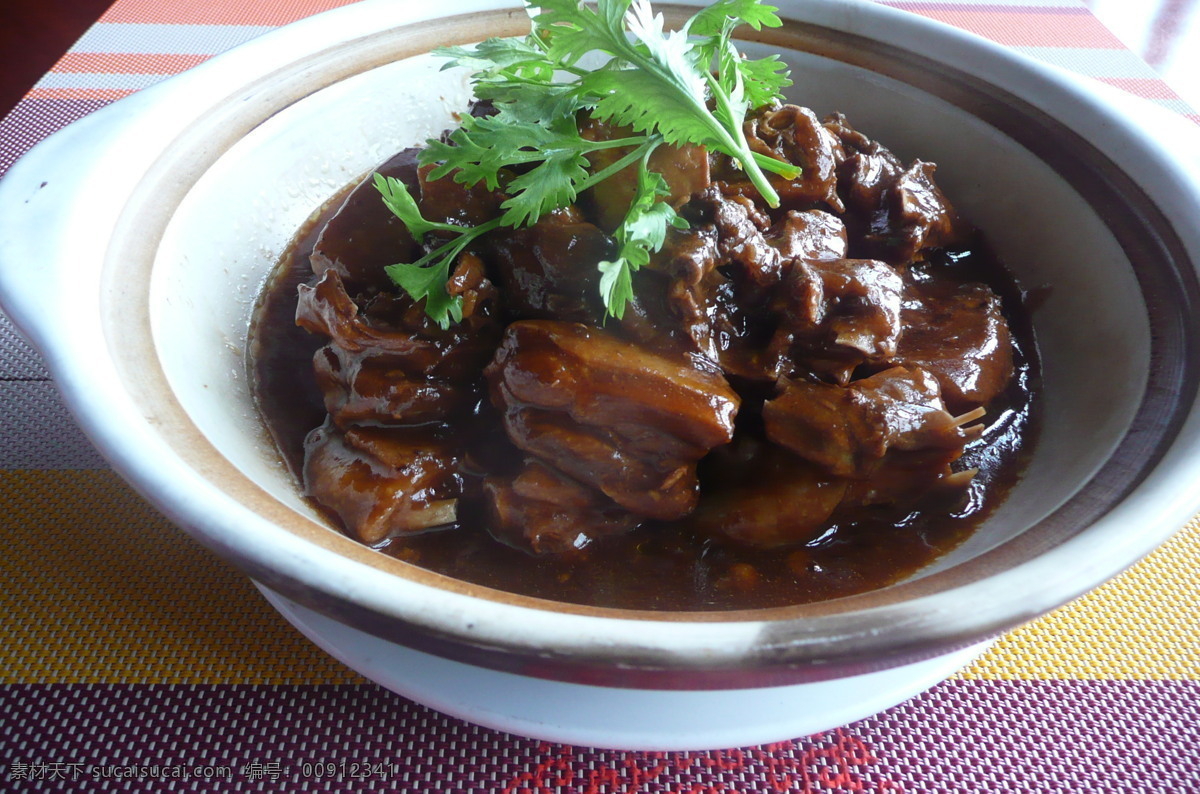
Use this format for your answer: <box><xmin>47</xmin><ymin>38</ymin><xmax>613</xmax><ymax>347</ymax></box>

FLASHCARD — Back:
<box><xmin>97</xmin><ymin>0</ymin><xmax>363</xmax><ymax>26</ymax></box>
<box><xmin>50</xmin><ymin>52</ymin><xmax>211</xmax><ymax>75</ymax></box>
<box><xmin>895</xmin><ymin>9</ymin><xmax>1125</xmax><ymax>47</ymax></box>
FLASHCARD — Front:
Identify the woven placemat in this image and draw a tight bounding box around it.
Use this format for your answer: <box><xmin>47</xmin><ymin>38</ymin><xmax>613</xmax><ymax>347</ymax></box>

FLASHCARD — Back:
<box><xmin>2</xmin><ymin>0</ymin><xmax>1198</xmax><ymax>791</ymax></box>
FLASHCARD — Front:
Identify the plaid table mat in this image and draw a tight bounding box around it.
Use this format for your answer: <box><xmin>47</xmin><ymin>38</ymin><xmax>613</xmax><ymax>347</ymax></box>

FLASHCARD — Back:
<box><xmin>2</xmin><ymin>0</ymin><xmax>1198</xmax><ymax>791</ymax></box>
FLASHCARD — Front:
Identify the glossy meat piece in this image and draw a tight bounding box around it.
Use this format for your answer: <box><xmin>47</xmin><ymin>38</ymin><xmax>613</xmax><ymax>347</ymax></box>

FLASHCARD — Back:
<box><xmin>310</xmin><ymin>148</ymin><xmax>422</xmax><ymax>294</ymax></box>
<box><xmin>724</xmin><ymin>104</ymin><xmax>845</xmax><ymax>211</ymax></box>
<box><xmin>763</xmin><ymin>366</ymin><xmax>980</xmax><ymax>478</ymax></box>
<box><xmin>303</xmin><ymin>419</ymin><xmax>462</xmax><ymax>544</ymax></box>
<box><xmin>843</xmin><ymin>447</ymin><xmax>975</xmax><ymax>508</ymax></box>
<box><xmin>767</xmin><ymin>210</ymin><xmax>848</xmax><ymax>263</ymax></box>
<box><xmin>297</xmin><ymin>265</ymin><xmax>498</xmax><ymax>427</ymax></box>
<box><xmin>659</xmin><ymin>197</ymin><xmax>851</xmax><ymax>380</ymax></box>
<box><xmin>486</xmin><ymin>206</ymin><xmax>613</xmax><ymax>323</ymax></box>
<box><xmin>769</xmin><ymin>257</ymin><xmax>904</xmax><ymax>382</ymax></box>
<box><xmin>895</xmin><ymin>280</ymin><xmax>1014</xmax><ymax>412</ymax></box>
<box><xmin>416</xmin><ymin>162</ymin><xmax>505</xmax><ymax>229</ymax></box>
<box><xmin>578</xmin><ymin>115</ymin><xmax>710</xmax><ymax>233</ymax></box>
<box><xmin>824</xmin><ymin>113</ymin><xmax>968</xmax><ymax>263</ymax></box>
<box><xmin>691</xmin><ymin>445</ymin><xmax>848</xmax><ymax>548</ymax></box>
<box><xmin>298</xmin><ymin>261</ymin><xmax>499</xmax><ymax>369</ymax></box>
<box><xmin>486</xmin><ymin>320</ymin><xmax>739</xmax><ymax>519</ymax></box>
<box><xmin>484</xmin><ymin>460</ymin><xmax>639</xmax><ymax>554</ymax></box>
<box><xmin>658</xmin><ymin>189</ymin><xmax>783</xmax><ymax>377</ymax></box>
<box><xmin>311</xmin><ymin>344</ymin><xmax>476</xmax><ymax>427</ymax></box>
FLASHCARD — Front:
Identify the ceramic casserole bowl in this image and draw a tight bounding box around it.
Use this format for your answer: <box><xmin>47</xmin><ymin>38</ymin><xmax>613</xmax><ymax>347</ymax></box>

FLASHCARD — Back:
<box><xmin>1</xmin><ymin>0</ymin><xmax>1199</xmax><ymax>748</ymax></box>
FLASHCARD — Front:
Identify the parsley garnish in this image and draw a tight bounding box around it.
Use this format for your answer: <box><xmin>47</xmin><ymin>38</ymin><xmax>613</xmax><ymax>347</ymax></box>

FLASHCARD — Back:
<box><xmin>377</xmin><ymin>0</ymin><xmax>796</xmax><ymax>326</ymax></box>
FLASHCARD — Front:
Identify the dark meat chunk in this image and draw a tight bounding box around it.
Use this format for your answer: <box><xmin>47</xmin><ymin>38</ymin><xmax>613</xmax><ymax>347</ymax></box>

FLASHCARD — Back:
<box><xmin>768</xmin><ymin>257</ymin><xmax>904</xmax><ymax>383</ymax></box>
<box><xmin>578</xmin><ymin>115</ymin><xmax>710</xmax><ymax>232</ymax></box>
<box><xmin>484</xmin><ymin>460</ymin><xmax>639</xmax><ymax>554</ymax></box>
<box><xmin>720</xmin><ymin>104</ymin><xmax>844</xmax><ymax>212</ymax></box>
<box><xmin>485</xmin><ymin>320</ymin><xmax>739</xmax><ymax>519</ymax></box>
<box><xmin>763</xmin><ymin>366</ymin><xmax>982</xmax><ymax>478</ymax></box>
<box><xmin>824</xmin><ymin>113</ymin><xmax>968</xmax><ymax>263</ymax></box>
<box><xmin>843</xmin><ymin>448</ymin><xmax>977</xmax><ymax>508</ymax></box>
<box><xmin>296</xmin><ymin>261</ymin><xmax>498</xmax><ymax>372</ymax></box>
<box><xmin>486</xmin><ymin>206</ymin><xmax>613</xmax><ymax>323</ymax></box>
<box><xmin>312</xmin><ymin>344</ymin><xmax>475</xmax><ymax>427</ymax></box>
<box><xmin>895</xmin><ymin>280</ymin><xmax>1014</xmax><ymax>412</ymax></box>
<box><xmin>656</xmin><ymin>188</ymin><xmax>785</xmax><ymax>379</ymax></box>
<box><xmin>296</xmin><ymin>264</ymin><xmax>498</xmax><ymax>427</ymax></box>
<box><xmin>416</xmin><ymin>162</ymin><xmax>505</xmax><ymax>229</ymax></box>
<box><xmin>691</xmin><ymin>443</ymin><xmax>848</xmax><ymax>549</ymax></box>
<box><xmin>678</xmin><ymin>186</ymin><xmax>780</xmax><ymax>288</ymax></box>
<box><xmin>310</xmin><ymin>148</ymin><xmax>422</xmax><ymax>294</ymax></box>
<box><xmin>706</xmin><ymin>191</ymin><xmax>782</xmax><ymax>289</ymax></box>
<box><xmin>297</xmin><ymin>261</ymin><xmax>499</xmax><ymax>410</ymax></box>
<box><xmin>766</xmin><ymin>210</ymin><xmax>848</xmax><ymax>263</ymax></box>
<box><xmin>649</xmin><ymin>195</ymin><xmax>851</xmax><ymax>381</ymax></box>
<box><xmin>303</xmin><ymin>420</ymin><xmax>462</xmax><ymax>544</ymax></box>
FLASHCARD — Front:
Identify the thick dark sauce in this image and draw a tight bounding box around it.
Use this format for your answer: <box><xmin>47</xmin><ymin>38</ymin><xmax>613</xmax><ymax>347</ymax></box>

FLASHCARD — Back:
<box><xmin>249</xmin><ymin>179</ymin><xmax>1040</xmax><ymax>612</ymax></box>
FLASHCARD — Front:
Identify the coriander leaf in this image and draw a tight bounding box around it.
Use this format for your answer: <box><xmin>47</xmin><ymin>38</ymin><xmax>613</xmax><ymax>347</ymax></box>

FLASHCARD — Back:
<box><xmin>373</xmin><ymin>173</ymin><xmax>458</xmax><ymax>238</ymax></box>
<box><xmin>737</xmin><ymin>54</ymin><xmax>792</xmax><ymax>109</ymax></box>
<box><xmin>390</xmin><ymin>0</ymin><xmax>796</xmax><ymax>326</ymax></box>
<box><xmin>434</xmin><ymin>38</ymin><xmax>550</xmax><ymax>76</ymax></box>
<box><xmin>686</xmin><ymin>0</ymin><xmax>782</xmax><ymax>36</ymax></box>
<box><xmin>474</xmin><ymin>79</ymin><xmax>590</xmax><ymax>124</ymax></box>
<box><xmin>382</xmin><ymin>218</ymin><xmax>503</xmax><ymax>328</ymax></box>
<box><xmin>420</xmin><ymin>113</ymin><xmax>649</xmax><ymax>227</ymax></box>
<box><xmin>422</xmin><ymin>117</ymin><xmax>559</xmax><ymax>190</ymax></box>
<box><xmin>530</xmin><ymin>0</ymin><xmax>785</xmax><ymax>206</ymax></box>
<box><xmin>597</xmin><ymin>258</ymin><xmax>635</xmax><ymax>319</ymax></box>
<box><xmin>375</xmin><ymin>171</ymin><xmax>503</xmax><ymax>327</ymax></box>
<box><xmin>385</xmin><ymin>258</ymin><xmax>463</xmax><ymax>328</ymax></box>
<box><xmin>598</xmin><ymin>150</ymin><xmax>689</xmax><ymax>319</ymax></box>
<box><xmin>497</xmin><ymin>147</ymin><xmax>591</xmax><ymax>227</ymax></box>
<box><xmin>584</xmin><ymin>67</ymin><xmax>719</xmax><ymax>148</ymax></box>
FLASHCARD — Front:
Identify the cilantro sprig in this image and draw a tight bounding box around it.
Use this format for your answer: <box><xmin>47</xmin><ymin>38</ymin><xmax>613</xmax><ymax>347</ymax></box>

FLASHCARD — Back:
<box><xmin>377</xmin><ymin>0</ymin><xmax>796</xmax><ymax>326</ymax></box>
<box><xmin>599</xmin><ymin>144</ymin><xmax>690</xmax><ymax>318</ymax></box>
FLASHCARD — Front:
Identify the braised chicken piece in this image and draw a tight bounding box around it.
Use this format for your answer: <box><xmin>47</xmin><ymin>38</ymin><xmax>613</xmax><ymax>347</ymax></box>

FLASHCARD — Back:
<box><xmin>296</xmin><ymin>264</ymin><xmax>498</xmax><ymax>428</ymax></box>
<box><xmin>578</xmin><ymin>114</ymin><xmax>711</xmax><ymax>233</ymax></box>
<box><xmin>485</xmin><ymin>320</ymin><xmax>739</xmax><ymax>519</ymax></box>
<box><xmin>484</xmin><ymin>460</ymin><xmax>639</xmax><ymax>554</ymax></box>
<box><xmin>690</xmin><ymin>442</ymin><xmax>848</xmax><ymax>548</ymax></box>
<box><xmin>303</xmin><ymin>420</ymin><xmax>463</xmax><ymax>544</ymax></box>
<box><xmin>486</xmin><ymin>206</ymin><xmax>613</xmax><ymax>323</ymax></box>
<box><xmin>895</xmin><ymin>279</ymin><xmax>1015</xmax><ymax>412</ymax></box>
<box><xmin>825</xmin><ymin>112</ymin><xmax>969</xmax><ymax>263</ymax></box>
<box><xmin>762</xmin><ymin>366</ymin><xmax>982</xmax><ymax>479</ymax></box>
<box><xmin>294</xmin><ymin>251</ymin><xmax>498</xmax><ymax>537</ymax></box>
<box><xmin>310</xmin><ymin>149</ymin><xmax>421</xmax><ymax>294</ymax></box>
<box><xmin>766</xmin><ymin>209</ymin><xmax>848</xmax><ymax>263</ymax></box>
<box><xmin>721</xmin><ymin>104</ymin><xmax>845</xmax><ymax>212</ymax></box>
<box><xmin>768</xmin><ymin>257</ymin><xmax>905</xmax><ymax>383</ymax></box>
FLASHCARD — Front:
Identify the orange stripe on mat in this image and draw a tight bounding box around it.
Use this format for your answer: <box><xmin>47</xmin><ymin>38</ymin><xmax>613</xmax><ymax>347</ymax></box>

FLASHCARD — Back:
<box><xmin>26</xmin><ymin>88</ymin><xmax>140</xmax><ymax>101</ymax></box>
<box><xmin>51</xmin><ymin>52</ymin><xmax>211</xmax><ymax>75</ymax></box>
<box><xmin>907</xmin><ymin>10</ymin><xmax>1125</xmax><ymax>48</ymax></box>
<box><xmin>98</xmin><ymin>0</ymin><xmax>363</xmax><ymax>26</ymax></box>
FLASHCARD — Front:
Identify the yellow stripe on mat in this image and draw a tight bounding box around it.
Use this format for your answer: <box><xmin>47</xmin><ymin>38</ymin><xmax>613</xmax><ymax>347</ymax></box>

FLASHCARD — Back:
<box><xmin>2</xmin><ymin>470</ymin><xmax>1197</xmax><ymax>684</ymax></box>
<box><xmin>1</xmin><ymin>470</ymin><xmax>359</xmax><ymax>684</ymax></box>
<box><xmin>961</xmin><ymin>516</ymin><xmax>1200</xmax><ymax>680</ymax></box>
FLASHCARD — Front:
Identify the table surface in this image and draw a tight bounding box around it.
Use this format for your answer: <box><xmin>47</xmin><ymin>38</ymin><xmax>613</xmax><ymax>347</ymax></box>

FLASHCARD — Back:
<box><xmin>1</xmin><ymin>1</ymin><xmax>1199</xmax><ymax>792</ymax></box>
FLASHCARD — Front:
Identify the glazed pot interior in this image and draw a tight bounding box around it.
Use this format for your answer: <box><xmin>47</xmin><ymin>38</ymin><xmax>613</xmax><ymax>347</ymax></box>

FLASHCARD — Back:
<box><xmin>122</xmin><ymin>7</ymin><xmax>1185</xmax><ymax>633</ymax></box>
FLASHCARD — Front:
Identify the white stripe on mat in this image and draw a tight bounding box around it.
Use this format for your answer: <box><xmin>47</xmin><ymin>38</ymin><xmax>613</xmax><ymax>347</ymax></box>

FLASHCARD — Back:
<box><xmin>70</xmin><ymin>23</ymin><xmax>275</xmax><ymax>56</ymax></box>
